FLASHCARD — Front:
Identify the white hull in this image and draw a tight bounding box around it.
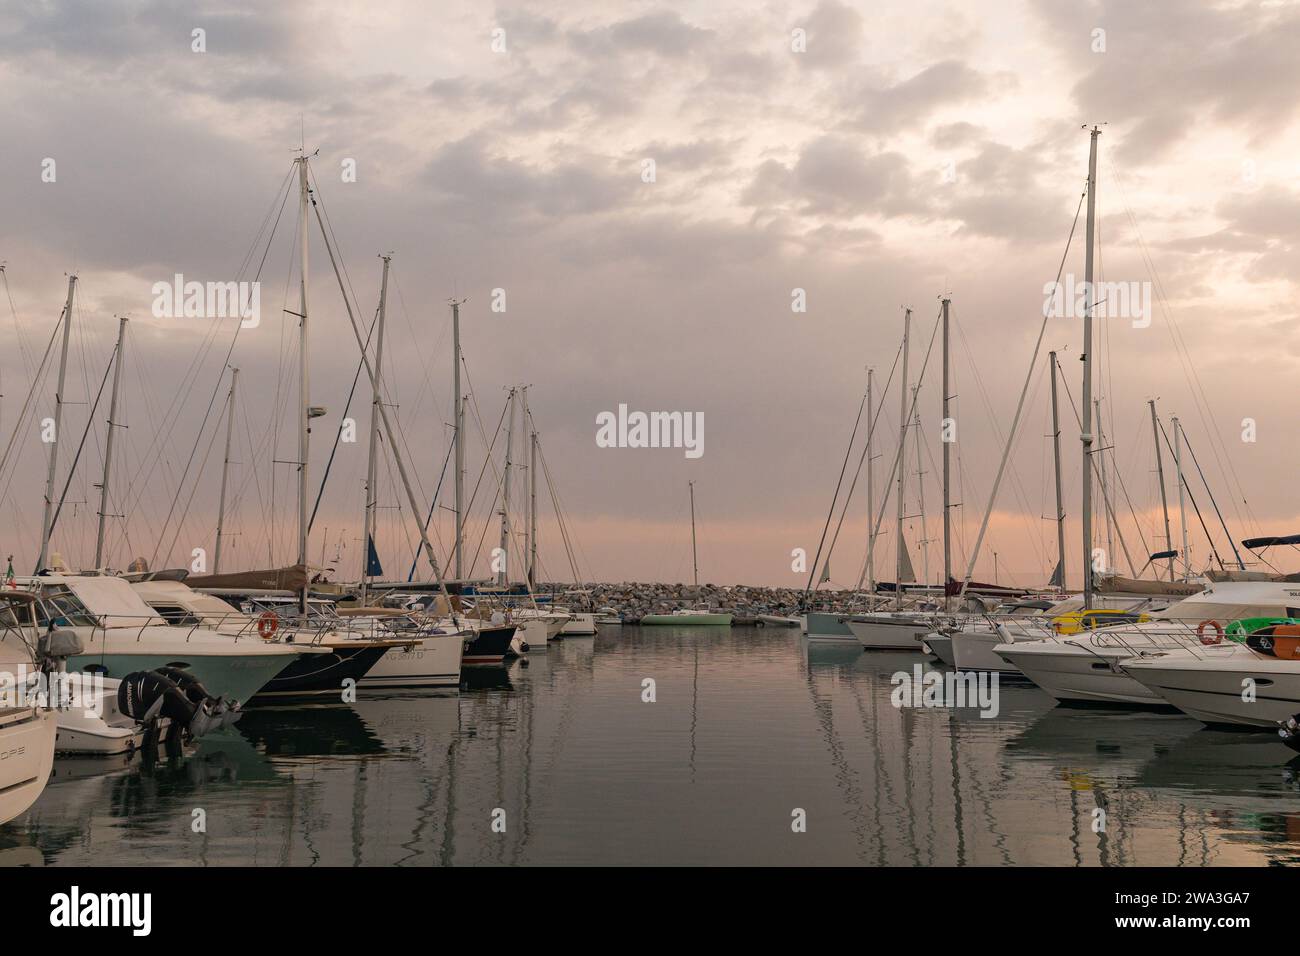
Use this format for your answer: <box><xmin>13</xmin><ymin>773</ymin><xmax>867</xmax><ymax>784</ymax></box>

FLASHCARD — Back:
<box><xmin>995</xmin><ymin>642</ymin><xmax>1163</xmax><ymax>705</ymax></box>
<box><xmin>949</xmin><ymin>629</ymin><xmax>1022</xmax><ymax>674</ymax></box>
<box><xmin>846</xmin><ymin>616</ymin><xmax>927</xmax><ymax>651</ymax></box>
<box><xmin>359</xmin><ymin>634</ymin><xmax>464</xmax><ymax>689</ymax></box>
<box><xmin>1123</xmin><ymin>648</ymin><xmax>1300</xmax><ymax>728</ymax></box>
<box><xmin>0</xmin><ymin>708</ymin><xmax>56</xmax><ymax>825</ymax></box>
<box><xmin>560</xmin><ymin>613</ymin><xmax>597</xmax><ymax>636</ymax></box>
<box><xmin>54</xmin><ymin>679</ymin><xmax>154</xmax><ymax>755</ymax></box>
<box><xmin>924</xmin><ymin>633</ymin><xmax>955</xmax><ymax>665</ymax></box>
<box><xmin>516</xmin><ymin>619</ymin><xmax>549</xmax><ymax>652</ymax></box>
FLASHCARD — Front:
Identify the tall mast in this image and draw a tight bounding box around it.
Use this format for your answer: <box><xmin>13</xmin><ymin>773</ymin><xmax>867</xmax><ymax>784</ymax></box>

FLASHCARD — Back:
<box><xmin>895</xmin><ymin>308</ymin><xmax>911</xmax><ymax>611</ymax></box>
<box><xmin>362</xmin><ymin>254</ymin><xmax>391</xmax><ymax>601</ymax></box>
<box><xmin>1049</xmin><ymin>351</ymin><xmax>1066</xmax><ymax>589</ymax></box>
<box><xmin>1149</xmin><ymin>399</ymin><xmax>1174</xmax><ymax>581</ymax></box>
<box><xmin>1095</xmin><ymin>398</ymin><xmax>1113</xmax><ymax>576</ymax></box>
<box><xmin>913</xmin><ymin>387</ymin><xmax>928</xmax><ymax>592</ymax></box>
<box><xmin>526</xmin><ymin>390</ymin><xmax>538</xmax><ymax>590</ymax></box>
<box><xmin>498</xmin><ymin>387</ymin><xmax>515</xmax><ymax>587</ymax></box>
<box><xmin>689</xmin><ymin>480</ymin><xmax>698</xmax><ymax>588</ymax></box>
<box><xmin>296</xmin><ymin>153</ymin><xmax>312</xmax><ymax>608</ymax></box>
<box><xmin>213</xmin><ymin>366</ymin><xmax>239</xmax><ymax>574</ymax></box>
<box><xmin>37</xmin><ymin>274</ymin><xmax>76</xmax><ymax>572</ymax></box>
<box><xmin>1080</xmin><ymin>126</ymin><xmax>1100</xmax><ymax>609</ymax></box>
<box><xmin>865</xmin><ymin>367</ymin><xmax>875</xmax><ymax>609</ymax></box>
<box><xmin>940</xmin><ymin>296</ymin><xmax>951</xmax><ymax>612</ymax></box>
<box><xmin>93</xmin><ymin>315</ymin><xmax>128</xmax><ymax>569</ymax></box>
<box><xmin>1173</xmin><ymin>415</ymin><xmax>1191</xmax><ymax>578</ymax></box>
<box><xmin>451</xmin><ymin>299</ymin><xmax>464</xmax><ymax>581</ymax></box>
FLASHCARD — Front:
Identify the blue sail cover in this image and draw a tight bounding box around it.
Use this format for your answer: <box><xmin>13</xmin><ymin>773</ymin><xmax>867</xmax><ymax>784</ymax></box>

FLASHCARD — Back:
<box><xmin>366</xmin><ymin>534</ymin><xmax>384</xmax><ymax>578</ymax></box>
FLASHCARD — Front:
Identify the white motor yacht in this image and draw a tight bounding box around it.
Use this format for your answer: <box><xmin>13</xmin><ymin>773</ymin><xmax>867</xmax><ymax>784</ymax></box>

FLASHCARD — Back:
<box><xmin>994</xmin><ymin>582</ymin><xmax>1300</xmax><ymax>706</ymax></box>
<box><xmin>0</xmin><ymin>592</ymin><xmax>56</xmax><ymax>826</ymax></box>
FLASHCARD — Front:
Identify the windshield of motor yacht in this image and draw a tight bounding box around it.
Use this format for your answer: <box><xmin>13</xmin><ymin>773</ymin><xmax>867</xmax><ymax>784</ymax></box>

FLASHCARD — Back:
<box><xmin>243</xmin><ymin>597</ymin><xmax>342</xmax><ymax>624</ymax></box>
<box><xmin>35</xmin><ymin>578</ymin><xmax>166</xmax><ymax>628</ymax></box>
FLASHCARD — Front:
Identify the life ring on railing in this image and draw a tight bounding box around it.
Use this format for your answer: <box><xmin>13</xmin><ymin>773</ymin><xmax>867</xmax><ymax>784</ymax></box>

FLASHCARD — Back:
<box><xmin>1197</xmin><ymin>619</ymin><xmax>1224</xmax><ymax>645</ymax></box>
<box><xmin>257</xmin><ymin>611</ymin><xmax>280</xmax><ymax>640</ymax></box>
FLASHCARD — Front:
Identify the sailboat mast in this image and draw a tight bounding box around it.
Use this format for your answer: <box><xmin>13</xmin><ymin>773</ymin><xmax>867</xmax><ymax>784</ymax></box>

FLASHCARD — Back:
<box><xmin>689</xmin><ymin>480</ymin><xmax>698</xmax><ymax>588</ymax></box>
<box><xmin>93</xmin><ymin>316</ymin><xmax>128</xmax><ymax>569</ymax></box>
<box><xmin>1095</xmin><ymin>398</ymin><xmax>1113</xmax><ymax>575</ymax></box>
<box><xmin>213</xmin><ymin>366</ymin><xmax>239</xmax><ymax>575</ymax></box>
<box><xmin>362</xmin><ymin>254</ymin><xmax>391</xmax><ymax>601</ymax></box>
<box><xmin>895</xmin><ymin>308</ymin><xmax>911</xmax><ymax>611</ymax></box>
<box><xmin>1080</xmin><ymin>126</ymin><xmax>1100</xmax><ymax>609</ymax></box>
<box><xmin>913</xmin><ymin>387</ymin><xmax>928</xmax><ymax>591</ymax></box>
<box><xmin>1049</xmin><ymin>351</ymin><xmax>1066</xmax><ymax>589</ymax></box>
<box><xmin>37</xmin><ymin>274</ymin><xmax>76</xmax><ymax>572</ymax></box>
<box><xmin>865</xmin><ymin>367</ymin><xmax>875</xmax><ymax>608</ymax></box>
<box><xmin>296</xmin><ymin>154</ymin><xmax>312</xmax><ymax>608</ymax></box>
<box><xmin>1149</xmin><ymin>399</ymin><xmax>1174</xmax><ymax>581</ymax></box>
<box><xmin>1173</xmin><ymin>415</ymin><xmax>1191</xmax><ymax>578</ymax></box>
<box><xmin>498</xmin><ymin>387</ymin><xmax>515</xmax><ymax>587</ymax></box>
<box><xmin>527</xmin><ymin>391</ymin><xmax>538</xmax><ymax>590</ymax></box>
<box><xmin>940</xmin><ymin>296</ymin><xmax>951</xmax><ymax>612</ymax></box>
<box><xmin>452</xmin><ymin>299</ymin><xmax>464</xmax><ymax>581</ymax></box>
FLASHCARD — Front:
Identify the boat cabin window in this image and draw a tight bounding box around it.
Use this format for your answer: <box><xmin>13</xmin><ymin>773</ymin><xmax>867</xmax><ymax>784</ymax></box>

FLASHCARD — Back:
<box><xmin>148</xmin><ymin>603</ymin><xmax>202</xmax><ymax>627</ymax></box>
<box><xmin>35</xmin><ymin>587</ymin><xmax>99</xmax><ymax>628</ymax></box>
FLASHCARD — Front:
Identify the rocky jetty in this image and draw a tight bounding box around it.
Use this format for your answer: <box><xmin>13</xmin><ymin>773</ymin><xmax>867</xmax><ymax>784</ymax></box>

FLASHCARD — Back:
<box><xmin>537</xmin><ymin>582</ymin><xmax>858</xmax><ymax>625</ymax></box>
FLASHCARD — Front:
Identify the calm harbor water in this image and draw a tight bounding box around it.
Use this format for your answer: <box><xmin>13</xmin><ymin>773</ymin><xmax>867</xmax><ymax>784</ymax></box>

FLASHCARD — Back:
<box><xmin>4</xmin><ymin>625</ymin><xmax>1300</xmax><ymax>866</ymax></box>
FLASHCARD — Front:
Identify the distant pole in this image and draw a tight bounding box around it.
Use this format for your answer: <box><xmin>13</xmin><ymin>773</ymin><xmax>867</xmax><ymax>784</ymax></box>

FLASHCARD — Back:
<box><xmin>1149</xmin><ymin>399</ymin><xmax>1174</xmax><ymax>581</ymax></box>
<box><xmin>689</xmin><ymin>481</ymin><xmax>699</xmax><ymax>588</ymax></box>
<box><xmin>214</xmin><ymin>367</ymin><xmax>239</xmax><ymax>574</ymax></box>
<box><xmin>93</xmin><ymin>315</ymin><xmax>128</xmax><ymax>569</ymax></box>
<box><xmin>38</xmin><ymin>274</ymin><xmax>77</xmax><ymax>572</ymax></box>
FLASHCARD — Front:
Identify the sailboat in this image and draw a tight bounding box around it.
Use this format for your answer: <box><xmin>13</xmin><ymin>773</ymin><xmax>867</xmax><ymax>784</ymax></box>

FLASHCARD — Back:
<box><xmin>641</xmin><ymin>482</ymin><xmax>733</xmax><ymax>626</ymax></box>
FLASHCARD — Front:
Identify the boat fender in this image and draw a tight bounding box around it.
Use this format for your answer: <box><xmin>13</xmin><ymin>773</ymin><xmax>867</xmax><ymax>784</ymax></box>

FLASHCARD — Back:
<box><xmin>1196</xmin><ymin>619</ymin><xmax>1224</xmax><ymax>645</ymax></box>
<box><xmin>257</xmin><ymin>610</ymin><xmax>280</xmax><ymax>640</ymax></box>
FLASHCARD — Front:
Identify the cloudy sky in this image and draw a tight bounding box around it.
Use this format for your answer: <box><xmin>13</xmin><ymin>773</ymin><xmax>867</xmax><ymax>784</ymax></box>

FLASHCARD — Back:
<box><xmin>1</xmin><ymin>0</ymin><xmax>1296</xmax><ymax>588</ymax></box>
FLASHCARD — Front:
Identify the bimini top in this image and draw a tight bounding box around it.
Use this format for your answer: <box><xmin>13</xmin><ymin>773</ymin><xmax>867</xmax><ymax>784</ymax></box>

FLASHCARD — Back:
<box><xmin>1242</xmin><ymin>534</ymin><xmax>1300</xmax><ymax>550</ymax></box>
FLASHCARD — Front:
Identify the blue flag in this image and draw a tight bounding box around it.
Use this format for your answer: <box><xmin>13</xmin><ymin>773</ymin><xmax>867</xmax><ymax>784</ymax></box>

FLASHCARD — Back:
<box><xmin>366</xmin><ymin>534</ymin><xmax>383</xmax><ymax>578</ymax></box>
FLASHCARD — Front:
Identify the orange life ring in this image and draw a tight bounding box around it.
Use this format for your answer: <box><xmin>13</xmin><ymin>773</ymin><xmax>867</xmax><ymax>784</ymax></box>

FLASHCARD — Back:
<box><xmin>1197</xmin><ymin>619</ymin><xmax>1223</xmax><ymax>645</ymax></box>
<box><xmin>257</xmin><ymin>611</ymin><xmax>280</xmax><ymax>640</ymax></box>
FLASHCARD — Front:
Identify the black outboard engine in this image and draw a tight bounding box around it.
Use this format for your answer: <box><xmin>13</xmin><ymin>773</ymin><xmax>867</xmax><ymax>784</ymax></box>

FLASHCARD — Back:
<box><xmin>1278</xmin><ymin>714</ymin><xmax>1300</xmax><ymax>753</ymax></box>
<box><xmin>117</xmin><ymin>667</ymin><xmax>242</xmax><ymax>748</ymax></box>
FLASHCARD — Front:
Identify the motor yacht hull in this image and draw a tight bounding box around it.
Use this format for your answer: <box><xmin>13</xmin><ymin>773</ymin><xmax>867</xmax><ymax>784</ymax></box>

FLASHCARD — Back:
<box><xmin>0</xmin><ymin>708</ymin><xmax>56</xmax><ymax>825</ymax></box>
<box><xmin>994</xmin><ymin>642</ymin><xmax>1164</xmax><ymax>706</ymax></box>
<box><xmin>1122</xmin><ymin>650</ymin><xmax>1300</xmax><ymax>728</ymax></box>
<box><xmin>949</xmin><ymin>629</ymin><xmax>1023</xmax><ymax>674</ymax></box>
<box><xmin>67</xmin><ymin>650</ymin><xmax>291</xmax><ymax>706</ymax></box>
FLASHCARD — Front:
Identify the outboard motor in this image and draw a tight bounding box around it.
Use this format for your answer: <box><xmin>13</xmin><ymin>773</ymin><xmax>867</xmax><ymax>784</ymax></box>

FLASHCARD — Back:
<box><xmin>36</xmin><ymin>628</ymin><xmax>85</xmax><ymax>708</ymax></box>
<box><xmin>1279</xmin><ymin>714</ymin><xmax>1300</xmax><ymax>754</ymax></box>
<box><xmin>117</xmin><ymin>668</ymin><xmax>241</xmax><ymax>749</ymax></box>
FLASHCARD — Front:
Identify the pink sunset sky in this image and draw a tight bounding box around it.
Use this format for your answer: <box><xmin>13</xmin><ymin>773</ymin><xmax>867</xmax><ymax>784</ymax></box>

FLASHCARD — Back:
<box><xmin>1</xmin><ymin>0</ymin><xmax>1298</xmax><ymax>588</ymax></box>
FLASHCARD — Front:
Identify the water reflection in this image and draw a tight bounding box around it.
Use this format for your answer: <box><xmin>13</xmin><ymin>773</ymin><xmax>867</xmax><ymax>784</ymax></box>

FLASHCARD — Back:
<box><xmin>3</xmin><ymin>627</ymin><xmax>1298</xmax><ymax>865</ymax></box>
